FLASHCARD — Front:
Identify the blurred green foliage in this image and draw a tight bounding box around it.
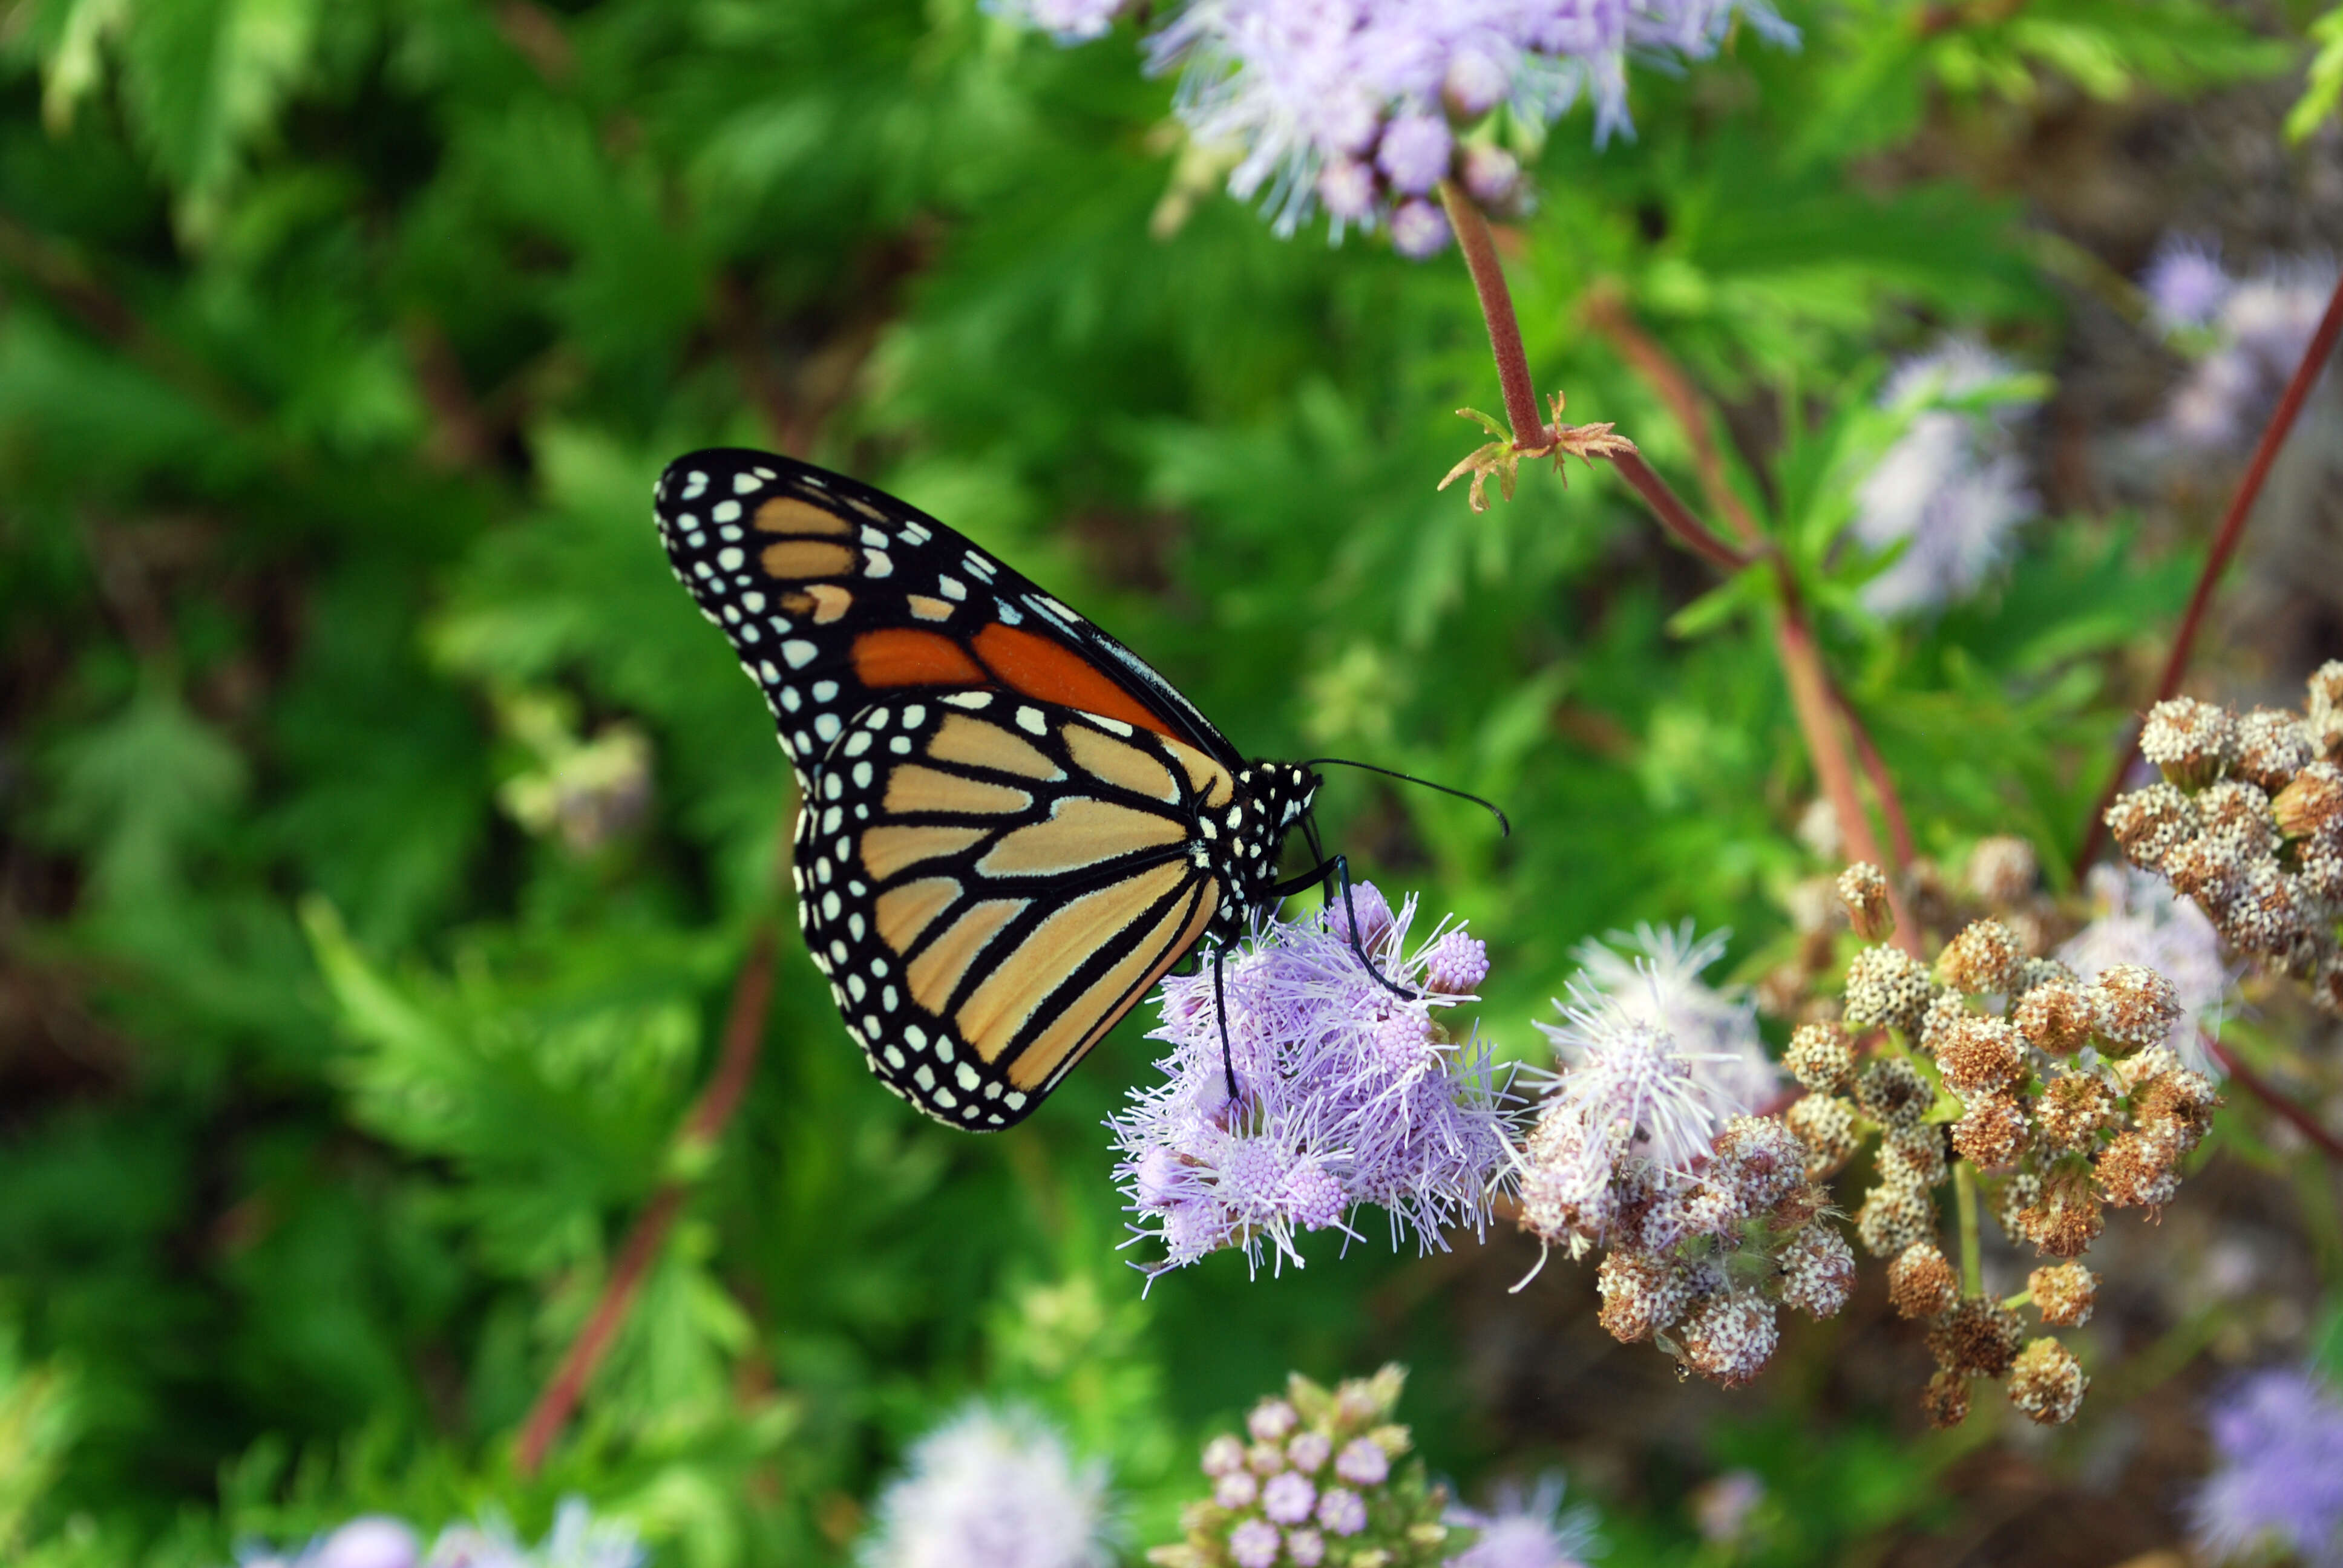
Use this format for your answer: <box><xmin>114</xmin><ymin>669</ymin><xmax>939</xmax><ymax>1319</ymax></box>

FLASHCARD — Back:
<box><xmin>0</xmin><ymin>0</ymin><xmax>2316</xmax><ymax>1562</ymax></box>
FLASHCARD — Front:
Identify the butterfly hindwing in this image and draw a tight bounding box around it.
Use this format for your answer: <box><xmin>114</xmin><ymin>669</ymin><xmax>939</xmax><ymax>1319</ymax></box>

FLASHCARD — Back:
<box><xmin>797</xmin><ymin>690</ymin><xmax>1228</xmax><ymax>1128</ymax></box>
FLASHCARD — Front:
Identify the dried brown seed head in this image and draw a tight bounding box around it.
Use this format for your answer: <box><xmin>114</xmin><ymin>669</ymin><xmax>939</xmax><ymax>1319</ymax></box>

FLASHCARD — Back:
<box><xmin>2015</xmin><ymin>980</ymin><xmax>2094</xmax><ymax>1056</ymax></box>
<box><xmin>1928</xmin><ymin>1297</ymin><xmax>2025</xmax><ymax>1378</ymax></box>
<box><xmin>2132</xmin><ymin>1067</ymin><xmax>2221</xmax><ymax>1154</ymax></box>
<box><xmin>2035</xmin><ymin>1071</ymin><xmax>2120</xmax><ymax>1152</ymax></box>
<box><xmin>2088</xmin><ymin>964</ymin><xmax>2181</xmax><ymax>1052</ymax></box>
<box><xmin>1939</xmin><ymin>919</ymin><xmax>2024</xmax><ymax>996</ymax></box>
<box><xmin>1596</xmin><ymin>1250</ymin><xmax>1694</xmax><ymax>1344</ymax></box>
<box><xmin>2096</xmin><ymin>1127</ymin><xmax>2183</xmax><ymax>1211</ymax></box>
<box><xmin>1881</xmin><ymin>1122</ymin><xmax>1950</xmax><ymax>1187</ymax></box>
<box><xmin>1951</xmin><ymin>1091</ymin><xmax>2029</xmax><ymax>1168</ymax></box>
<box><xmin>1888</xmin><ymin>1242</ymin><xmax>1958</xmax><ymax>1319</ymax></box>
<box><xmin>2007</xmin><ymin>1338</ymin><xmax>2089</xmax><ymax>1425</ymax></box>
<box><xmin>2105</xmin><ymin>782</ymin><xmax>2201</xmax><ymax>871</ymax></box>
<box><xmin>1922</xmin><ymin>1369</ymin><xmax>1971</xmax><ymax>1429</ymax></box>
<box><xmin>1778</xmin><ymin>1223</ymin><xmax>1856</xmax><ymax>1319</ymax></box>
<box><xmin>2018</xmin><ymin>1170</ymin><xmax>2103</xmax><ymax>1258</ymax></box>
<box><xmin>1678</xmin><ymin>1290</ymin><xmax>1780</xmax><ymax>1388</ymax></box>
<box><xmin>2028</xmin><ymin>1262</ymin><xmax>2097</xmax><ymax>1327</ymax></box>
<box><xmin>1784</xmin><ymin>1094</ymin><xmax>1861</xmax><ymax>1179</ymax></box>
<box><xmin>1854</xmin><ymin>1056</ymin><xmax>1933</xmax><ymax>1130</ymax></box>
<box><xmin>2163</xmin><ymin>831</ymin><xmax>2252</xmax><ymax>913</ymax></box>
<box><xmin>1938</xmin><ymin>1016</ymin><xmax>2027</xmax><ymax>1097</ymax></box>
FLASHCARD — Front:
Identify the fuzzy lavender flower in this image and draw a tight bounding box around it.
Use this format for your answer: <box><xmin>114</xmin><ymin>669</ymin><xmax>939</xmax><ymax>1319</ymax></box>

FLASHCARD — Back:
<box><xmin>239</xmin><ymin>1503</ymin><xmax>641</xmax><ymax>1568</ymax></box>
<box><xmin>2143</xmin><ymin>235</ymin><xmax>2235</xmax><ymax>330</ymax></box>
<box><xmin>1113</xmin><ymin>884</ymin><xmax>1513</xmax><ymax>1279</ymax></box>
<box><xmin>2059</xmin><ymin>865</ymin><xmax>2230</xmax><ymax>1077</ymax></box>
<box><xmin>1564</xmin><ymin>923</ymin><xmax>1780</xmax><ymax>1120</ymax></box>
<box><xmin>1446</xmin><ymin>1478</ymin><xmax>1599</xmax><ymax>1568</ymax></box>
<box><xmin>2156</xmin><ymin>250</ymin><xmax>2341</xmax><ymax>452</ymax></box>
<box><xmin>1848</xmin><ymin>339</ymin><xmax>2040</xmax><ymax>618</ymax></box>
<box><xmin>861</xmin><ymin>1405</ymin><xmax>1113</xmax><ymax>1568</ymax></box>
<box><xmin>995</xmin><ymin>0</ymin><xmax>1794</xmax><ymax>247</ymax></box>
<box><xmin>2187</xmin><ymin>1368</ymin><xmax>2343</xmax><ymax>1566</ymax></box>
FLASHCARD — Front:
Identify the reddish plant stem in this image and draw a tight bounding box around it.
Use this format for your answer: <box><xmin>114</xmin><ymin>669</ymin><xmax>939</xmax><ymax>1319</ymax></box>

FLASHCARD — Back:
<box><xmin>2209</xmin><ymin>1036</ymin><xmax>2343</xmax><ymax>1167</ymax></box>
<box><xmin>1440</xmin><ymin>181</ymin><xmax>1548</xmax><ymax>448</ymax></box>
<box><xmin>1837</xmin><ymin>685</ymin><xmax>1919</xmax><ymax>874</ymax></box>
<box><xmin>2075</xmin><ymin>269</ymin><xmax>2343</xmax><ymax>877</ymax></box>
<box><xmin>515</xmin><ymin>920</ymin><xmax>778</xmax><ymax>1474</ymax></box>
<box><xmin>1582</xmin><ymin>290</ymin><xmax>1763</xmax><ymax>549</ymax></box>
<box><xmin>1608</xmin><ymin>451</ymin><xmax>1755</xmax><ymax>573</ymax></box>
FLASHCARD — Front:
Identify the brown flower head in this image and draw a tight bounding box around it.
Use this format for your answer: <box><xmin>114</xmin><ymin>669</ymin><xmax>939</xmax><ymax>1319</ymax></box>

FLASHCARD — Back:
<box><xmin>1679</xmin><ymin>1290</ymin><xmax>1779</xmax><ymax>1388</ymax></box>
<box><xmin>2235</xmin><ymin>707</ymin><xmax>2315</xmax><ymax>792</ymax></box>
<box><xmin>2088</xmin><ymin>964</ymin><xmax>2181</xmax><ymax>1053</ymax></box>
<box><xmin>2163</xmin><ymin>831</ymin><xmax>2252</xmax><ymax>914</ymax></box>
<box><xmin>2035</xmin><ymin>1070</ymin><xmax>2119</xmax><ymax>1152</ymax></box>
<box><xmin>1951</xmin><ymin>1091</ymin><xmax>2029</xmax><ymax>1168</ymax></box>
<box><xmin>1922</xmin><ymin>1369</ymin><xmax>1971</xmax><ymax>1429</ymax></box>
<box><xmin>1844</xmin><ymin>945</ymin><xmax>1934</xmax><ymax>1035</ymax></box>
<box><xmin>1918</xmin><ymin>991</ymin><xmax>1971</xmax><ymax>1058</ymax></box>
<box><xmin>2017</xmin><ymin>1168</ymin><xmax>2103</xmax><ymax>1258</ymax></box>
<box><xmin>2028</xmin><ymin>1262</ymin><xmax>2097</xmax><ymax>1327</ymax></box>
<box><xmin>1888</xmin><ymin>1241</ymin><xmax>1958</xmax><ymax>1319</ymax></box>
<box><xmin>1837</xmin><ymin>861</ymin><xmax>1894</xmax><ymax>942</ymax></box>
<box><xmin>1940</xmin><ymin>919</ymin><xmax>2025</xmax><ymax>996</ymax></box>
<box><xmin>1777</xmin><ymin>1223</ymin><xmax>1856</xmax><ymax>1318</ymax></box>
<box><xmin>1784</xmin><ymin>1094</ymin><xmax>1861</xmax><ymax>1178</ymax></box>
<box><xmin>2132</xmin><ymin>1067</ymin><xmax>2221</xmax><ymax>1155</ymax></box>
<box><xmin>2140</xmin><ymin>696</ymin><xmax>2236</xmax><ymax>788</ymax></box>
<box><xmin>1937</xmin><ymin>1016</ymin><xmax>2027</xmax><ymax>1097</ymax></box>
<box><xmin>1965</xmin><ymin>835</ymin><xmax>2039</xmax><ymax>906</ymax></box>
<box><xmin>1711</xmin><ymin>1116</ymin><xmax>1809</xmax><ymax>1214</ymax></box>
<box><xmin>2299</xmin><ymin>829</ymin><xmax>2343</xmax><ymax>906</ymax></box>
<box><xmin>2220</xmin><ymin>860</ymin><xmax>2312</xmax><ymax>959</ymax></box>
<box><xmin>1784</xmin><ymin>1022</ymin><xmax>1855</xmax><ymax>1095</ymax></box>
<box><xmin>1928</xmin><ymin>1297</ymin><xmax>2025</xmax><ymax>1378</ymax></box>
<box><xmin>2105</xmin><ymin>782</ymin><xmax>2200</xmax><ymax>872</ymax></box>
<box><xmin>1881</xmin><ymin>1122</ymin><xmax>1950</xmax><ymax>1187</ymax></box>
<box><xmin>1856</xmin><ymin>1178</ymin><xmax>1936</xmax><ymax>1258</ymax></box>
<box><xmin>2309</xmin><ymin>659</ymin><xmax>2343</xmax><ymax>758</ymax></box>
<box><xmin>1994</xmin><ymin>1170</ymin><xmax>2042</xmax><ymax>1240</ymax></box>
<box><xmin>1854</xmin><ymin>1056</ymin><xmax>1933</xmax><ymax>1130</ymax></box>
<box><xmin>2096</xmin><ymin>1128</ymin><xmax>2182</xmax><ymax>1211</ymax></box>
<box><xmin>1596</xmin><ymin>1250</ymin><xmax>1694</xmax><ymax>1344</ymax></box>
<box><xmin>2197</xmin><ymin>779</ymin><xmax>2278</xmax><ymax>857</ymax></box>
<box><xmin>2014</xmin><ymin>979</ymin><xmax>2094</xmax><ymax>1056</ymax></box>
<box><xmin>2007</xmin><ymin>1338</ymin><xmax>2088</xmax><ymax>1425</ymax></box>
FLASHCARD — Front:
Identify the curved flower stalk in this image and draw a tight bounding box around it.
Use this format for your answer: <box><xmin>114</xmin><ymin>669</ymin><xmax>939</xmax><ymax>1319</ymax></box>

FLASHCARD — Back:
<box><xmin>1113</xmin><ymin>883</ymin><xmax>1515</xmax><ymax>1281</ymax></box>
<box><xmin>860</xmin><ymin>1404</ymin><xmax>1115</xmax><ymax>1568</ymax></box>
<box><xmin>988</xmin><ymin>0</ymin><xmax>1795</xmax><ymax>250</ymax></box>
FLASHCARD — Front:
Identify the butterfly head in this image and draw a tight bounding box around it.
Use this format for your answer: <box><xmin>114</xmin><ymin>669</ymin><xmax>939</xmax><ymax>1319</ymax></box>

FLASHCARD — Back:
<box><xmin>1205</xmin><ymin>761</ymin><xmax>1322</xmax><ymax>939</ymax></box>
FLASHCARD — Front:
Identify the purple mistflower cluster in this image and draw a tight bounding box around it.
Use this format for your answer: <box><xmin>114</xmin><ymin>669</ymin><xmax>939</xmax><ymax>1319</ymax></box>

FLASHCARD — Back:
<box><xmin>236</xmin><ymin>1501</ymin><xmax>644</xmax><ymax>1568</ymax></box>
<box><xmin>988</xmin><ymin>0</ymin><xmax>1794</xmax><ymax>254</ymax></box>
<box><xmin>2057</xmin><ymin>865</ymin><xmax>2231</xmax><ymax>1078</ymax></box>
<box><xmin>2187</xmin><ymin>1367</ymin><xmax>2343</xmax><ymax>1566</ymax></box>
<box><xmin>860</xmin><ymin>1403</ymin><xmax>1114</xmax><ymax>1568</ymax></box>
<box><xmin>2141</xmin><ymin>236</ymin><xmax>2341</xmax><ymax>452</ymax></box>
<box><xmin>1113</xmin><ymin>883</ymin><xmax>1513</xmax><ymax>1281</ymax></box>
<box><xmin>1445</xmin><ymin>1478</ymin><xmax>1599</xmax><ymax>1568</ymax></box>
<box><xmin>1847</xmin><ymin>339</ymin><xmax>2040</xmax><ymax>618</ymax></box>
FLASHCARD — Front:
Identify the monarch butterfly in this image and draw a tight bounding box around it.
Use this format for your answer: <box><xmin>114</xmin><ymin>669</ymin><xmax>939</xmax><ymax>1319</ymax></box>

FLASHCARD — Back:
<box><xmin>655</xmin><ymin>449</ymin><xmax>1418</xmax><ymax>1131</ymax></box>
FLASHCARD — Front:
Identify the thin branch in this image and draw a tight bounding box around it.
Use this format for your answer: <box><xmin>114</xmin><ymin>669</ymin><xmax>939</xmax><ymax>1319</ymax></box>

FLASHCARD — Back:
<box><xmin>1582</xmin><ymin>289</ymin><xmax>1763</xmax><ymax>548</ymax></box>
<box><xmin>1607</xmin><ymin>451</ymin><xmax>1755</xmax><ymax>573</ymax></box>
<box><xmin>2208</xmin><ymin>1036</ymin><xmax>2343</xmax><ymax>1168</ymax></box>
<box><xmin>2075</xmin><ymin>269</ymin><xmax>2343</xmax><ymax>877</ymax></box>
<box><xmin>515</xmin><ymin>920</ymin><xmax>778</xmax><ymax>1474</ymax></box>
<box><xmin>1953</xmin><ymin>1158</ymin><xmax>1984</xmax><ymax>1297</ymax></box>
<box><xmin>1439</xmin><ymin>181</ymin><xmax>1547</xmax><ymax>447</ymax></box>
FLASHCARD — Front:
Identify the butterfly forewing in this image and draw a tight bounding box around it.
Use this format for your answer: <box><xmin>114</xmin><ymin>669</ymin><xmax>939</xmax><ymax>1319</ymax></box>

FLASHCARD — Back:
<box><xmin>653</xmin><ymin>448</ymin><xmax>1316</xmax><ymax>1129</ymax></box>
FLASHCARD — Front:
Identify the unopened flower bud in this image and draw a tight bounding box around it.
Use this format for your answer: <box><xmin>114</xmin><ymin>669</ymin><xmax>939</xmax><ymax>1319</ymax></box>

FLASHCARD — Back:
<box><xmin>1838</xmin><ymin>863</ymin><xmax>1894</xmax><ymax>941</ymax></box>
<box><xmin>1881</xmin><ymin>1122</ymin><xmax>1950</xmax><ymax>1187</ymax></box>
<box><xmin>1888</xmin><ymin>1242</ymin><xmax>1958</xmax><ymax>1319</ymax></box>
<box><xmin>1785</xmin><ymin>1094</ymin><xmax>1860</xmax><ymax>1178</ymax></box>
<box><xmin>2273</xmin><ymin>760</ymin><xmax>2343</xmax><ymax>838</ymax></box>
<box><xmin>1679</xmin><ymin>1290</ymin><xmax>1779</xmax><ymax>1388</ymax></box>
<box><xmin>1459</xmin><ymin>143</ymin><xmax>1520</xmax><ymax>206</ymax></box>
<box><xmin>2015</xmin><ymin>979</ymin><xmax>2094</xmax><ymax>1056</ymax></box>
<box><xmin>2236</xmin><ymin>707</ymin><xmax>2315</xmax><ymax>790</ymax></box>
<box><xmin>1856</xmin><ymin>1179</ymin><xmax>1936</xmax><ymax>1258</ymax></box>
<box><xmin>2007</xmin><ymin>1338</ymin><xmax>2089</xmax><ymax>1425</ymax></box>
<box><xmin>1855</xmin><ymin>1056</ymin><xmax>1932</xmax><ymax>1129</ymax></box>
<box><xmin>2036</xmin><ymin>1070</ymin><xmax>2120</xmax><ymax>1151</ymax></box>
<box><xmin>2140</xmin><ymin>696</ymin><xmax>2236</xmax><ymax>787</ymax></box>
<box><xmin>1951</xmin><ymin>1092</ymin><xmax>2028</xmax><ymax>1167</ymax></box>
<box><xmin>2028</xmin><ymin>1263</ymin><xmax>2097</xmax><ymax>1327</ymax></box>
<box><xmin>1595</xmin><ymin>1250</ymin><xmax>1692</xmax><ymax>1344</ymax></box>
<box><xmin>2309</xmin><ymin>659</ymin><xmax>2343</xmax><ymax>757</ymax></box>
<box><xmin>1778</xmin><ymin>1223</ymin><xmax>1856</xmax><ymax>1318</ymax></box>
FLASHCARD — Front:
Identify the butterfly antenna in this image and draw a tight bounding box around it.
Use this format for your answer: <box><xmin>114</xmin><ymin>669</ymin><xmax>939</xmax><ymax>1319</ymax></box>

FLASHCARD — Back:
<box><xmin>1296</xmin><ymin>757</ymin><xmax>1510</xmax><ymax>837</ymax></box>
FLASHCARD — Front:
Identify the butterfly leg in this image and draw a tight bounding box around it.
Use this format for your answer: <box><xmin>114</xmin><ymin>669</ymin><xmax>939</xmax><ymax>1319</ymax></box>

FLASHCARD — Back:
<box><xmin>1264</xmin><ymin>851</ymin><xmax>1420</xmax><ymax>1002</ymax></box>
<box><xmin>1211</xmin><ymin>942</ymin><xmax>1240</xmax><ymax>1107</ymax></box>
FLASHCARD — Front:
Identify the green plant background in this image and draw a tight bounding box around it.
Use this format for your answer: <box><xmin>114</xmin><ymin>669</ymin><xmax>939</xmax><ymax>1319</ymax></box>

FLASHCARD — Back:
<box><xmin>0</xmin><ymin>1</ymin><xmax>2333</xmax><ymax>1563</ymax></box>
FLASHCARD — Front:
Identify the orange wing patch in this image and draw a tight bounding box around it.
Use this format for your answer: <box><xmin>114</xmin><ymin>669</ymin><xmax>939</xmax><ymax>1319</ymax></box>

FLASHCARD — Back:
<box><xmin>854</xmin><ymin>629</ymin><xmax>987</xmax><ymax>688</ymax></box>
<box><xmin>756</xmin><ymin>497</ymin><xmax>853</xmax><ymax>535</ymax></box>
<box><xmin>761</xmin><ymin>540</ymin><xmax>856</xmax><ymax>579</ymax></box>
<box><xmin>972</xmin><ymin>624</ymin><xmax>1176</xmax><ymax>740</ymax></box>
